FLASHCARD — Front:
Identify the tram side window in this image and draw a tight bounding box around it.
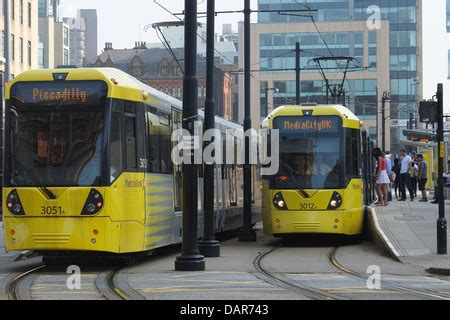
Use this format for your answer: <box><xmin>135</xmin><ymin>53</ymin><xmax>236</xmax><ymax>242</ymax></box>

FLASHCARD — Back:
<box><xmin>125</xmin><ymin>116</ymin><xmax>137</xmax><ymax>170</ymax></box>
<box><xmin>172</xmin><ymin>110</ymin><xmax>183</xmax><ymax>211</ymax></box>
<box><xmin>147</xmin><ymin>110</ymin><xmax>172</xmax><ymax>174</ymax></box>
<box><xmin>110</xmin><ymin>112</ymin><xmax>123</xmax><ymax>182</ymax></box>
<box><xmin>345</xmin><ymin>129</ymin><xmax>361</xmax><ymax>182</ymax></box>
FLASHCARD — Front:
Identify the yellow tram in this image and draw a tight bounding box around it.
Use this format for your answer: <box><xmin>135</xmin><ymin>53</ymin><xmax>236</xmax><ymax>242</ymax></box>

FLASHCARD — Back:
<box><xmin>261</xmin><ymin>105</ymin><xmax>375</xmax><ymax>237</ymax></box>
<box><xmin>2</xmin><ymin>68</ymin><xmax>255</xmax><ymax>258</ymax></box>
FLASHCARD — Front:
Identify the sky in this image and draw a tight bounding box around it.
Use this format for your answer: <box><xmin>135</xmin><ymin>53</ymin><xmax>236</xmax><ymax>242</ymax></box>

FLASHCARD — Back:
<box><xmin>61</xmin><ymin>0</ymin><xmax>259</xmax><ymax>52</ymax></box>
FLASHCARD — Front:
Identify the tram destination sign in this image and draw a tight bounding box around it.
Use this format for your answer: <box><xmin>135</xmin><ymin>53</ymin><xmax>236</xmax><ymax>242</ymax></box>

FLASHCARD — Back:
<box><xmin>273</xmin><ymin>116</ymin><xmax>341</xmax><ymax>134</ymax></box>
<box><xmin>10</xmin><ymin>81</ymin><xmax>108</xmax><ymax>107</ymax></box>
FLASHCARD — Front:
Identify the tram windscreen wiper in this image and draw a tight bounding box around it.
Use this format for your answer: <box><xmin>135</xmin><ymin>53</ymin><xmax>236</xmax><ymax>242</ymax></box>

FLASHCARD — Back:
<box><xmin>10</xmin><ymin>140</ymin><xmax>57</xmax><ymax>200</ymax></box>
<box><xmin>12</xmin><ymin>161</ymin><xmax>57</xmax><ymax>200</ymax></box>
<box><xmin>277</xmin><ymin>167</ymin><xmax>310</xmax><ymax>199</ymax></box>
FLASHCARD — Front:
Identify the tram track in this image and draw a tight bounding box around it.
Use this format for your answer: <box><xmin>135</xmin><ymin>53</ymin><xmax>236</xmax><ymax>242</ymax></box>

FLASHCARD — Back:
<box><xmin>4</xmin><ymin>260</ymin><xmax>144</xmax><ymax>300</ymax></box>
<box><xmin>327</xmin><ymin>247</ymin><xmax>450</xmax><ymax>301</ymax></box>
<box><xmin>5</xmin><ymin>264</ymin><xmax>47</xmax><ymax>300</ymax></box>
<box><xmin>253</xmin><ymin>245</ymin><xmax>347</xmax><ymax>300</ymax></box>
<box><xmin>254</xmin><ymin>243</ymin><xmax>450</xmax><ymax>301</ymax></box>
<box><xmin>95</xmin><ymin>267</ymin><xmax>144</xmax><ymax>300</ymax></box>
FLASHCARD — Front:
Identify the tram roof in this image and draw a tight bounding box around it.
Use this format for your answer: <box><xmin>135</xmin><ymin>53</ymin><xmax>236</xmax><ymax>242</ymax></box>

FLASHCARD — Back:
<box><xmin>5</xmin><ymin>67</ymin><xmax>241</xmax><ymax>130</ymax></box>
<box><xmin>261</xmin><ymin>104</ymin><xmax>361</xmax><ymax>129</ymax></box>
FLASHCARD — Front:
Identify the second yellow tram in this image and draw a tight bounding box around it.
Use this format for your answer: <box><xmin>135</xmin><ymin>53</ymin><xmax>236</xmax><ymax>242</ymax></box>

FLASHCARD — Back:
<box><xmin>261</xmin><ymin>105</ymin><xmax>375</xmax><ymax>237</ymax></box>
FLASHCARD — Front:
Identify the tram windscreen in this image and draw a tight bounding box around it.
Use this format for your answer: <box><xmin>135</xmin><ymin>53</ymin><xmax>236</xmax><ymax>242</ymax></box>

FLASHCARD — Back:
<box><xmin>272</xmin><ymin>116</ymin><xmax>343</xmax><ymax>190</ymax></box>
<box><xmin>6</xmin><ymin>81</ymin><xmax>108</xmax><ymax>187</ymax></box>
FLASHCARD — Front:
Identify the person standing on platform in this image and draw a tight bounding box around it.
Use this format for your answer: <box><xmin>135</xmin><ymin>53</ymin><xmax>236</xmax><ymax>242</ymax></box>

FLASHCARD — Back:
<box><xmin>399</xmin><ymin>149</ymin><xmax>413</xmax><ymax>201</ymax></box>
<box><xmin>385</xmin><ymin>153</ymin><xmax>393</xmax><ymax>202</ymax></box>
<box><xmin>409</xmin><ymin>159</ymin><xmax>418</xmax><ymax>198</ymax></box>
<box><xmin>392</xmin><ymin>158</ymin><xmax>401</xmax><ymax>198</ymax></box>
<box><xmin>373</xmin><ymin>148</ymin><xmax>390</xmax><ymax>206</ymax></box>
<box><xmin>417</xmin><ymin>154</ymin><xmax>428</xmax><ymax>202</ymax></box>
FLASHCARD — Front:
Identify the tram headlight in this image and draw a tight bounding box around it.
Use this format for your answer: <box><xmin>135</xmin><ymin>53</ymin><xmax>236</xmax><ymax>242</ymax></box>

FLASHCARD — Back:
<box><xmin>81</xmin><ymin>189</ymin><xmax>104</xmax><ymax>216</ymax></box>
<box><xmin>273</xmin><ymin>192</ymin><xmax>288</xmax><ymax>211</ymax></box>
<box><xmin>6</xmin><ymin>190</ymin><xmax>25</xmax><ymax>216</ymax></box>
<box><xmin>327</xmin><ymin>192</ymin><xmax>343</xmax><ymax>210</ymax></box>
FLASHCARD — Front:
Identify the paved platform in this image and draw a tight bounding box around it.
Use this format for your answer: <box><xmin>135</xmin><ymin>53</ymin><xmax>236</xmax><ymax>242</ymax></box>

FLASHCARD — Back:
<box><xmin>371</xmin><ymin>196</ymin><xmax>450</xmax><ymax>273</ymax></box>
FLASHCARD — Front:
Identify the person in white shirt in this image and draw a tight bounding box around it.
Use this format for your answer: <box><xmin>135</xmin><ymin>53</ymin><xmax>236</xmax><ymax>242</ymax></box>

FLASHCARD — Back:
<box><xmin>399</xmin><ymin>149</ymin><xmax>414</xmax><ymax>201</ymax></box>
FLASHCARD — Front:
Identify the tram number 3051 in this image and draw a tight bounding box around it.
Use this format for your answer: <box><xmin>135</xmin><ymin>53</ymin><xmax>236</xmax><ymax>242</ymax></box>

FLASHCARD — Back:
<box><xmin>41</xmin><ymin>206</ymin><xmax>66</xmax><ymax>215</ymax></box>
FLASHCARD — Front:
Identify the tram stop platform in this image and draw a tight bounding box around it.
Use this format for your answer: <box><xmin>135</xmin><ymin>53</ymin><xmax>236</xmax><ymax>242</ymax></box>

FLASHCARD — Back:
<box><xmin>370</xmin><ymin>196</ymin><xmax>450</xmax><ymax>275</ymax></box>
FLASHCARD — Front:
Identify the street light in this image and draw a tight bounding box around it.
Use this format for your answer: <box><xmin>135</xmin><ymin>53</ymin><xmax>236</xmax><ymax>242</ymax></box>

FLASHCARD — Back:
<box><xmin>262</xmin><ymin>86</ymin><xmax>279</xmax><ymax>119</ymax></box>
<box><xmin>381</xmin><ymin>91</ymin><xmax>390</xmax><ymax>151</ymax></box>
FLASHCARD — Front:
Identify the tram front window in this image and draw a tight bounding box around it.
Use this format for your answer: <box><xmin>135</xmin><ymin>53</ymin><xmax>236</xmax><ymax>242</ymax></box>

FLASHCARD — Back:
<box><xmin>8</xmin><ymin>108</ymin><xmax>105</xmax><ymax>187</ymax></box>
<box><xmin>272</xmin><ymin>116</ymin><xmax>343</xmax><ymax>190</ymax></box>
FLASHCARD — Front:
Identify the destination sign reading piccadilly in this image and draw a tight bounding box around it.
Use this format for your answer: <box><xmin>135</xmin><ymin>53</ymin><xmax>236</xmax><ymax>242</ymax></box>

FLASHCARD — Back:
<box><xmin>10</xmin><ymin>81</ymin><xmax>108</xmax><ymax>107</ymax></box>
<box><xmin>273</xmin><ymin>116</ymin><xmax>341</xmax><ymax>133</ymax></box>
<box><xmin>32</xmin><ymin>87</ymin><xmax>88</xmax><ymax>104</ymax></box>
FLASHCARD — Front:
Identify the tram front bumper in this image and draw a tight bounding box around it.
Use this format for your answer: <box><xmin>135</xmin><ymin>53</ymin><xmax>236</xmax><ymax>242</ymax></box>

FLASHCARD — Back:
<box><xmin>268</xmin><ymin>210</ymin><xmax>350</xmax><ymax>235</ymax></box>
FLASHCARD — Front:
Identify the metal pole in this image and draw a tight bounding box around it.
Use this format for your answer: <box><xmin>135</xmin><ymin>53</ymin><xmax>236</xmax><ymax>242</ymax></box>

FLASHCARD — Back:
<box><xmin>4</xmin><ymin>0</ymin><xmax>11</xmax><ymax>82</ymax></box>
<box><xmin>264</xmin><ymin>86</ymin><xmax>269</xmax><ymax>119</ymax></box>
<box><xmin>239</xmin><ymin>0</ymin><xmax>256</xmax><ymax>242</ymax></box>
<box><xmin>0</xmin><ymin>72</ymin><xmax>4</xmax><ymax>214</ymax></box>
<box><xmin>382</xmin><ymin>96</ymin><xmax>386</xmax><ymax>151</ymax></box>
<box><xmin>409</xmin><ymin>112</ymin><xmax>413</xmax><ymax>130</ymax></box>
<box><xmin>296</xmin><ymin>42</ymin><xmax>300</xmax><ymax>105</ymax></box>
<box><xmin>375</xmin><ymin>87</ymin><xmax>379</xmax><ymax>146</ymax></box>
<box><xmin>198</xmin><ymin>0</ymin><xmax>220</xmax><ymax>258</ymax></box>
<box><xmin>437</xmin><ymin>83</ymin><xmax>447</xmax><ymax>255</ymax></box>
<box><xmin>175</xmin><ymin>0</ymin><xmax>206</xmax><ymax>271</ymax></box>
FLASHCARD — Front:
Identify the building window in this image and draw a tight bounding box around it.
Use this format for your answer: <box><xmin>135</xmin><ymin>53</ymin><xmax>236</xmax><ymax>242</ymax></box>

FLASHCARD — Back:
<box><xmin>64</xmin><ymin>27</ymin><xmax>69</xmax><ymax>46</ymax></box>
<box><xmin>11</xmin><ymin>34</ymin><xmax>15</xmax><ymax>60</ymax></box>
<box><xmin>28</xmin><ymin>41</ymin><xmax>31</xmax><ymax>66</ymax></box>
<box><xmin>64</xmin><ymin>49</ymin><xmax>69</xmax><ymax>65</ymax></box>
<box><xmin>19</xmin><ymin>37</ymin><xmax>23</xmax><ymax>63</ymax></box>
<box><xmin>28</xmin><ymin>2</ymin><xmax>32</xmax><ymax>27</ymax></box>
<box><xmin>447</xmin><ymin>0</ymin><xmax>450</xmax><ymax>32</ymax></box>
<box><xmin>448</xmin><ymin>51</ymin><xmax>450</xmax><ymax>78</ymax></box>
<box><xmin>19</xmin><ymin>0</ymin><xmax>23</xmax><ymax>24</ymax></box>
<box><xmin>38</xmin><ymin>42</ymin><xmax>44</xmax><ymax>69</ymax></box>
<box><xmin>11</xmin><ymin>0</ymin><xmax>15</xmax><ymax>20</ymax></box>
<box><xmin>0</xmin><ymin>32</ymin><xmax>4</xmax><ymax>58</ymax></box>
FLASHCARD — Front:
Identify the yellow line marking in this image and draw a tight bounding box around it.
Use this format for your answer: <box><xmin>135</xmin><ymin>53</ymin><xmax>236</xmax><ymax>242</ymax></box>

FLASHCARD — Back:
<box><xmin>165</xmin><ymin>280</ymin><xmax>262</xmax><ymax>285</ymax></box>
<box><xmin>421</xmin><ymin>277</ymin><xmax>450</xmax><ymax>285</ymax></box>
<box><xmin>38</xmin><ymin>275</ymin><xmax>97</xmax><ymax>279</ymax></box>
<box><xmin>286</xmin><ymin>274</ymin><xmax>346</xmax><ymax>278</ymax></box>
<box><xmin>172</xmin><ymin>271</ymin><xmax>249</xmax><ymax>278</ymax></box>
<box><xmin>325</xmin><ymin>290</ymin><xmax>395</xmax><ymax>294</ymax></box>
<box><xmin>33</xmin><ymin>285</ymin><xmax>96</xmax><ymax>289</ymax></box>
<box><xmin>321</xmin><ymin>286</ymin><xmax>367</xmax><ymax>290</ymax></box>
<box><xmin>31</xmin><ymin>291</ymin><xmax>103</xmax><ymax>295</ymax></box>
<box><xmin>140</xmin><ymin>287</ymin><xmax>284</xmax><ymax>293</ymax></box>
<box><xmin>113</xmin><ymin>288</ymin><xmax>130</xmax><ymax>300</ymax></box>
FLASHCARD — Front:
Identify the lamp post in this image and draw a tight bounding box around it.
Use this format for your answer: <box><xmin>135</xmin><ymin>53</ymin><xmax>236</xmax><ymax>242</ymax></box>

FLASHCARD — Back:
<box><xmin>4</xmin><ymin>0</ymin><xmax>11</xmax><ymax>82</ymax></box>
<box><xmin>175</xmin><ymin>0</ymin><xmax>206</xmax><ymax>272</ymax></box>
<box><xmin>198</xmin><ymin>0</ymin><xmax>220</xmax><ymax>258</ymax></box>
<box><xmin>381</xmin><ymin>92</ymin><xmax>390</xmax><ymax>151</ymax></box>
<box><xmin>436</xmin><ymin>84</ymin><xmax>447</xmax><ymax>255</ymax></box>
<box><xmin>239</xmin><ymin>0</ymin><xmax>257</xmax><ymax>242</ymax></box>
<box><xmin>263</xmin><ymin>86</ymin><xmax>279</xmax><ymax>119</ymax></box>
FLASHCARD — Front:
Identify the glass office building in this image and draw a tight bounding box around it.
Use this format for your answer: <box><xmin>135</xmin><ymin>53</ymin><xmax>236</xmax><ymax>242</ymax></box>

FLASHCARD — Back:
<box><xmin>256</xmin><ymin>0</ymin><xmax>421</xmax><ymax>149</ymax></box>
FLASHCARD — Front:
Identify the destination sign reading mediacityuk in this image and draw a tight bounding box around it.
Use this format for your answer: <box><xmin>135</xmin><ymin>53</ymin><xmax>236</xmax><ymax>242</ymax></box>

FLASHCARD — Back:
<box><xmin>273</xmin><ymin>116</ymin><xmax>341</xmax><ymax>133</ymax></box>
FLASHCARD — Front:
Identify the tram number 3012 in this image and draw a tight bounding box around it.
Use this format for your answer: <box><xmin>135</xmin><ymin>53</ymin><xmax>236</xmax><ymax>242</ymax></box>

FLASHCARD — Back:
<box><xmin>41</xmin><ymin>206</ymin><xmax>66</xmax><ymax>215</ymax></box>
<box><xmin>299</xmin><ymin>203</ymin><xmax>317</xmax><ymax>210</ymax></box>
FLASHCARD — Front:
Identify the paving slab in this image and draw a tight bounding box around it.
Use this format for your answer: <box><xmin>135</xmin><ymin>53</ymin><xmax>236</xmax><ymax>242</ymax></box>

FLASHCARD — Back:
<box><xmin>370</xmin><ymin>196</ymin><xmax>450</xmax><ymax>273</ymax></box>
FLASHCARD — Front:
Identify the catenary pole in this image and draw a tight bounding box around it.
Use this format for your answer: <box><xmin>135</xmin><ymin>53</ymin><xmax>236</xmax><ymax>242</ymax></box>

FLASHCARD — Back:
<box><xmin>175</xmin><ymin>0</ymin><xmax>206</xmax><ymax>271</ymax></box>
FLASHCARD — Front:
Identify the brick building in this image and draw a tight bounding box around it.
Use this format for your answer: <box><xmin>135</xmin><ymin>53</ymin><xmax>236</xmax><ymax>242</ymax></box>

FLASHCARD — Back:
<box><xmin>87</xmin><ymin>43</ymin><xmax>236</xmax><ymax>122</ymax></box>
